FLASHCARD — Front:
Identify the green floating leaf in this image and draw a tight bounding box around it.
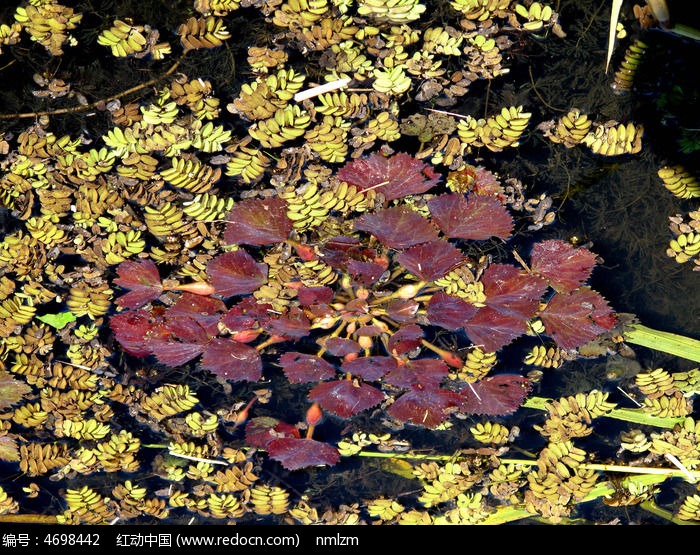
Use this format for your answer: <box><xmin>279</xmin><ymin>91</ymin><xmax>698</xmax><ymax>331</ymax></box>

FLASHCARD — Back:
<box><xmin>624</xmin><ymin>323</ymin><xmax>700</xmax><ymax>363</ymax></box>
<box><xmin>36</xmin><ymin>311</ymin><xmax>77</xmax><ymax>330</ymax></box>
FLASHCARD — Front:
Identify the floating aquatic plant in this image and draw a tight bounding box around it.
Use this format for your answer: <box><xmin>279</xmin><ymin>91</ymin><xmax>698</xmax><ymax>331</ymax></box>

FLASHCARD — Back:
<box><xmin>108</xmin><ymin>153</ymin><xmax>617</xmax><ymax>448</ymax></box>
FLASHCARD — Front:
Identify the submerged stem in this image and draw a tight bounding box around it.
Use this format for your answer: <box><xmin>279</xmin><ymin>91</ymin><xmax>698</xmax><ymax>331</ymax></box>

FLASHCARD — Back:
<box><xmin>0</xmin><ymin>61</ymin><xmax>182</xmax><ymax>120</ymax></box>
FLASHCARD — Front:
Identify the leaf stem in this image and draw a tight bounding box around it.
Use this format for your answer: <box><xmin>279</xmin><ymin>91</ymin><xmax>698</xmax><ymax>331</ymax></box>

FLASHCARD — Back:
<box><xmin>521</xmin><ymin>396</ymin><xmax>684</xmax><ymax>428</ymax></box>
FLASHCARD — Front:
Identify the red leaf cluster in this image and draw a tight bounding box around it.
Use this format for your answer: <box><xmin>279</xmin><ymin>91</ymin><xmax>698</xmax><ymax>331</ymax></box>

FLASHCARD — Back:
<box><xmin>426</xmin><ymin>242</ymin><xmax>617</xmax><ymax>352</ymax></box>
<box><xmin>108</xmin><ymin>154</ymin><xmax>621</xmax><ymax>470</ymax></box>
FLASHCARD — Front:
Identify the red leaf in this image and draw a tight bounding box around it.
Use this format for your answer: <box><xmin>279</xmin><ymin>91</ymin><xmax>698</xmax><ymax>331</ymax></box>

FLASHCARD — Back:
<box><xmin>207</xmin><ymin>250</ymin><xmax>268</xmax><ymax>298</ymax></box>
<box><xmin>223</xmin><ymin>197</ymin><xmax>292</xmax><ymax>245</ymax></box>
<box><xmin>297</xmin><ymin>286</ymin><xmax>333</xmax><ymax>306</ymax></box>
<box><xmin>454</xmin><ymin>264</ymin><xmax>547</xmax><ymax>351</ymax></box>
<box><xmin>387</xmin><ymin>388</ymin><xmax>462</xmax><ymax>429</ymax></box>
<box><xmin>462</xmin><ymin>307</ymin><xmax>528</xmax><ymax>352</ymax></box>
<box><xmin>264</xmin><ymin>307</ymin><xmax>310</xmax><ymax>339</ymax></box>
<box><xmin>530</xmin><ymin>240</ymin><xmax>598</xmax><ymax>293</ymax></box>
<box><xmin>354</xmin><ymin>206</ymin><xmax>439</xmax><ymax>249</ymax></box>
<box><xmin>165</xmin><ymin>293</ymin><xmax>226</xmax><ymax>336</ymax></box>
<box><xmin>110</xmin><ymin>309</ymin><xmax>156</xmax><ymax>357</ymax></box>
<box><xmin>471</xmin><ymin>166</ymin><xmax>506</xmax><ymax>198</ymax></box>
<box><xmin>320</xmin><ymin>337</ymin><xmax>361</xmax><ymax>357</ymax></box>
<box><xmin>539</xmin><ymin>287</ymin><xmax>617</xmax><ymax>350</ymax></box>
<box><xmin>145</xmin><ymin>316</ymin><xmax>210</xmax><ymax>366</ymax></box>
<box><xmin>279</xmin><ymin>352</ymin><xmax>337</xmax><ymax>383</ymax></box>
<box><xmin>153</xmin><ymin>342</ymin><xmax>206</xmax><ymax>367</ymax></box>
<box><xmin>341</xmin><ymin>356</ymin><xmax>398</xmax><ymax>380</ymax></box>
<box><xmin>320</xmin><ymin>236</ymin><xmax>363</xmax><ymax>268</ymax></box>
<box><xmin>458</xmin><ymin>374</ymin><xmax>531</xmax><ymax>415</ymax></box>
<box><xmin>385</xmin><ymin>299</ymin><xmax>420</xmax><ymax>323</ymax></box>
<box><xmin>481</xmin><ymin>264</ymin><xmax>547</xmax><ymax>319</ymax></box>
<box><xmin>222</xmin><ymin>297</ymin><xmax>271</xmax><ymax>333</ymax></box>
<box><xmin>200</xmin><ymin>338</ymin><xmax>262</xmax><ymax>382</ymax></box>
<box><xmin>384</xmin><ymin>358</ymin><xmax>449</xmax><ymax>390</ymax></box>
<box><xmin>428</xmin><ymin>193</ymin><xmax>513</xmax><ymax>240</ymax></box>
<box><xmin>113</xmin><ymin>259</ymin><xmax>163</xmax><ymax>309</ymax></box>
<box><xmin>387</xmin><ymin>324</ymin><xmax>423</xmax><ymax>356</ymax></box>
<box><xmin>266</xmin><ymin>437</ymin><xmax>340</xmax><ymax>471</ymax></box>
<box><xmin>337</xmin><ymin>152</ymin><xmax>441</xmax><ymax>201</ymax></box>
<box><xmin>346</xmin><ymin>260</ymin><xmax>388</xmax><ymax>285</ymax></box>
<box><xmin>162</xmin><ymin>315</ymin><xmax>211</xmax><ymax>343</ymax></box>
<box><xmin>245</xmin><ymin>417</ymin><xmax>299</xmax><ymax>450</ymax></box>
<box><xmin>308</xmin><ymin>380</ymin><xmax>385</xmax><ymax>418</ymax></box>
<box><xmin>426</xmin><ymin>291</ymin><xmax>479</xmax><ymax>330</ymax></box>
<box><xmin>396</xmin><ymin>239</ymin><xmax>465</xmax><ymax>281</ymax></box>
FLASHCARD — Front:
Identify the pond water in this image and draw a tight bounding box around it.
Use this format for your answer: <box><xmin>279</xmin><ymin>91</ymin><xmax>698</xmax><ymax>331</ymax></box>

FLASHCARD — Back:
<box><xmin>0</xmin><ymin>0</ymin><xmax>698</xmax><ymax>527</ymax></box>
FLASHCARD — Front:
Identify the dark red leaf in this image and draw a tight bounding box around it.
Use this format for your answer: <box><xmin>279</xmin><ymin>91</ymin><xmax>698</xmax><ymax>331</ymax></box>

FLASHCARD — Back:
<box><xmin>320</xmin><ymin>236</ymin><xmax>363</xmax><ymax>268</ymax></box>
<box><xmin>163</xmin><ymin>315</ymin><xmax>211</xmax><ymax>343</ymax></box>
<box><xmin>354</xmin><ymin>206</ymin><xmax>439</xmax><ymax>249</ymax></box>
<box><xmin>462</xmin><ymin>307</ymin><xmax>528</xmax><ymax>352</ymax></box>
<box><xmin>110</xmin><ymin>309</ymin><xmax>156</xmax><ymax>357</ymax></box>
<box><xmin>264</xmin><ymin>307</ymin><xmax>310</xmax><ymax>339</ymax></box>
<box><xmin>384</xmin><ymin>358</ymin><xmax>450</xmax><ymax>390</ymax></box>
<box><xmin>337</xmin><ymin>152</ymin><xmax>441</xmax><ymax>201</ymax></box>
<box><xmin>471</xmin><ymin>166</ymin><xmax>506</xmax><ymax>198</ymax></box>
<box><xmin>279</xmin><ymin>352</ymin><xmax>337</xmax><ymax>383</ymax></box>
<box><xmin>223</xmin><ymin>197</ymin><xmax>292</xmax><ymax>246</ymax></box>
<box><xmin>153</xmin><ymin>342</ymin><xmax>205</xmax><ymax>367</ymax></box>
<box><xmin>146</xmin><ymin>316</ymin><xmax>210</xmax><ymax>366</ymax></box>
<box><xmin>346</xmin><ymin>260</ymin><xmax>387</xmax><ymax>285</ymax></box>
<box><xmin>353</xmin><ymin>325</ymin><xmax>384</xmax><ymax>338</ymax></box>
<box><xmin>165</xmin><ymin>293</ymin><xmax>226</xmax><ymax>336</ymax></box>
<box><xmin>428</xmin><ymin>193</ymin><xmax>513</xmax><ymax>240</ymax></box>
<box><xmin>341</xmin><ymin>355</ymin><xmax>398</xmax><ymax>380</ymax></box>
<box><xmin>303</xmin><ymin>303</ymin><xmax>335</xmax><ymax>321</ymax></box>
<box><xmin>200</xmin><ymin>337</ymin><xmax>262</xmax><ymax>381</ymax></box>
<box><xmin>458</xmin><ymin>374</ymin><xmax>531</xmax><ymax>415</ymax></box>
<box><xmin>426</xmin><ymin>292</ymin><xmax>479</xmax><ymax>330</ymax></box>
<box><xmin>320</xmin><ymin>337</ymin><xmax>362</xmax><ymax>357</ymax></box>
<box><xmin>222</xmin><ymin>297</ymin><xmax>270</xmax><ymax>333</ymax></box>
<box><xmin>266</xmin><ymin>437</ymin><xmax>340</xmax><ymax>470</ymax></box>
<box><xmin>481</xmin><ymin>264</ymin><xmax>547</xmax><ymax>319</ymax></box>
<box><xmin>530</xmin><ymin>239</ymin><xmax>598</xmax><ymax>293</ymax></box>
<box><xmin>207</xmin><ymin>250</ymin><xmax>268</xmax><ymax>298</ymax></box>
<box><xmin>539</xmin><ymin>287</ymin><xmax>617</xmax><ymax>350</ymax></box>
<box><xmin>396</xmin><ymin>239</ymin><xmax>465</xmax><ymax>281</ymax></box>
<box><xmin>297</xmin><ymin>286</ymin><xmax>333</xmax><ymax>306</ymax></box>
<box><xmin>387</xmin><ymin>388</ymin><xmax>462</xmax><ymax>429</ymax></box>
<box><xmin>308</xmin><ymin>380</ymin><xmax>385</xmax><ymax>418</ymax></box>
<box><xmin>387</xmin><ymin>324</ymin><xmax>423</xmax><ymax>356</ymax></box>
<box><xmin>385</xmin><ymin>299</ymin><xmax>419</xmax><ymax>323</ymax></box>
<box><xmin>245</xmin><ymin>416</ymin><xmax>299</xmax><ymax>450</ymax></box>
<box><xmin>113</xmin><ymin>259</ymin><xmax>163</xmax><ymax>309</ymax></box>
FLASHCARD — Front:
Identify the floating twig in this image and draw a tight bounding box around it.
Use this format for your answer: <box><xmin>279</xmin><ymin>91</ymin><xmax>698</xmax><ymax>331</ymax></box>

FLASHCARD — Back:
<box><xmin>0</xmin><ymin>60</ymin><xmax>181</xmax><ymax>120</ymax></box>
<box><xmin>664</xmin><ymin>453</ymin><xmax>697</xmax><ymax>483</ymax></box>
<box><xmin>293</xmin><ymin>78</ymin><xmax>351</xmax><ymax>102</ymax></box>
